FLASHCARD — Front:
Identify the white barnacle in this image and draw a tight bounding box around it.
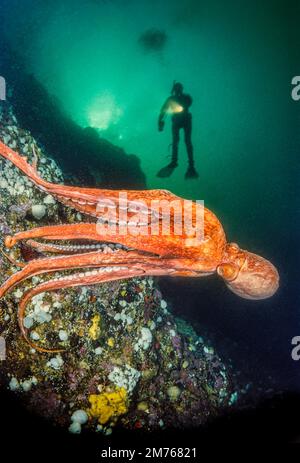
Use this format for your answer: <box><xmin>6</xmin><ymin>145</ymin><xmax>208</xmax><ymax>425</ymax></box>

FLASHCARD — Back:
<box><xmin>14</xmin><ymin>289</ymin><xmax>23</xmax><ymax>299</ymax></box>
<box><xmin>47</xmin><ymin>354</ymin><xmax>64</xmax><ymax>370</ymax></box>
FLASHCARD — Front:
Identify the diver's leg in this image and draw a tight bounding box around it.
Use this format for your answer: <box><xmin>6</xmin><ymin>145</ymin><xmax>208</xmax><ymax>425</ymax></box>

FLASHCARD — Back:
<box><xmin>156</xmin><ymin>120</ymin><xmax>180</xmax><ymax>178</ymax></box>
<box><xmin>156</xmin><ymin>120</ymin><xmax>179</xmax><ymax>177</ymax></box>
<box><xmin>171</xmin><ymin>121</ymin><xmax>179</xmax><ymax>166</ymax></box>
<box><xmin>184</xmin><ymin>116</ymin><xmax>198</xmax><ymax>179</ymax></box>
<box><xmin>184</xmin><ymin>116</ymin><xmax>194</xmax><ymax>166</ymax></box>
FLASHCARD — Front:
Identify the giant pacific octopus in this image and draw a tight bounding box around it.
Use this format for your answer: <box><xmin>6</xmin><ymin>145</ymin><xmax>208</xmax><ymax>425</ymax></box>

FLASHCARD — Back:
<box><xmin>0</xmin><ymin>140</ymin><xmax>279</xmax><ymax>352</ymax></box>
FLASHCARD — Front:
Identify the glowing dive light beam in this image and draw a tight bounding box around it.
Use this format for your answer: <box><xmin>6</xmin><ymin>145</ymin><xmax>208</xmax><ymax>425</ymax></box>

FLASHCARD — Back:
<box><xmin>166</xmin><ymin>99</ymin><xmax>184</xmax><ymax>114</ymax></box>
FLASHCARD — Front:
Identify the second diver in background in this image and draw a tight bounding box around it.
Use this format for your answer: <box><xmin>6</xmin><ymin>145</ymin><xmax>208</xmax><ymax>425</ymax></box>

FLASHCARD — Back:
<box><xmin>157</xmin><ymin>81</ymin><xmax>199</xmax><ymax>179</ymax></box>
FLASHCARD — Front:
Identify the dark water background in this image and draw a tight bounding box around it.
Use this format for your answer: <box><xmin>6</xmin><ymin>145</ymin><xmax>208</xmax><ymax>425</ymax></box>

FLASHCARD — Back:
<box><xmin>0</xmin><ymin>0</ymin><xmax>299</xmax><ymax>450</ymax></box>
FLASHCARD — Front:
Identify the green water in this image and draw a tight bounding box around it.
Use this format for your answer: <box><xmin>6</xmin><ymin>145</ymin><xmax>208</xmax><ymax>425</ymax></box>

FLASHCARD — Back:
<box><xmin>2</xmin><ymin>0</ymin><xmax>298</xmax><ymax>252</ymax></box>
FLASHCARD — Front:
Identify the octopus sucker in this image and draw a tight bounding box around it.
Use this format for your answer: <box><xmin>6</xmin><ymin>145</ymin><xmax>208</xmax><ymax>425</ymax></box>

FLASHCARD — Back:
<box><xmin>53</xmin><ymin>266</ymin><xmax>130</xmax><ymax>281</ymax></box>
<box><xmin>25</xmin><ymin>239</ymin><xmax>130</xmax><ymax>255</ymax></box>
<box><xmin>0</xmin><ymin>140</ymin><xmax>279</xmax><ymax>352</ymax></box>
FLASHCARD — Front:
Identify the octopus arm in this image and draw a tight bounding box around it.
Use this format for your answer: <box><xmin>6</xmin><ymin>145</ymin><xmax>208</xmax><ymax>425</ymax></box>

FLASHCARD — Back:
<box><xmin>0</xmin><ymin>249</ymin><xmax>170</xmax><ymax>299</ymax></box>
<box><xmin>5</xmin><ymin>224</ymin><xmax>100</xmax><ymax>248</ymax></box>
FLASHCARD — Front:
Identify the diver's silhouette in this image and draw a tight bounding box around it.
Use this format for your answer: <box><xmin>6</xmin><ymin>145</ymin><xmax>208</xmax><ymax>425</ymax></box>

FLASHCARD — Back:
<box><xmin>157</xmin><ymin>82</ymin><xmax>198</xmax><ymax>179</ymax></box>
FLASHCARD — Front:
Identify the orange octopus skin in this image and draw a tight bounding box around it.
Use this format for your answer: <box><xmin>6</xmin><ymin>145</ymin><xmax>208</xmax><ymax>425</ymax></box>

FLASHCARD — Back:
<box><xmin>0</xmin><ymin>140</ymin><xmax>279</xmax><ymax>352</ymax></box>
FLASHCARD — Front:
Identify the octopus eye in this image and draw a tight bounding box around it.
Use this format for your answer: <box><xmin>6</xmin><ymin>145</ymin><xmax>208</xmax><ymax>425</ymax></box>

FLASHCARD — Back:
<box><xmin>217</xmin><ymin>263</ymin><xmax>239</xmax><ymax>282</ymax></box>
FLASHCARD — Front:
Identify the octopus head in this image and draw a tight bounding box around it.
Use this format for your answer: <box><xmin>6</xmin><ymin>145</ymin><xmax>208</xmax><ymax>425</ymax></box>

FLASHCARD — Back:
<box><xmin>217</xmin><ymin>243</ymin><xmax>279</xmax><ymax>300</ymax></box>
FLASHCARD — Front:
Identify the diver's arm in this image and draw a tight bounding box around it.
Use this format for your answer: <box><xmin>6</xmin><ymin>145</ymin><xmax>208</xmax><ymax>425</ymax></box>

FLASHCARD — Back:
<box><xmin>158</xmin><ymin>98</ymin><xmax>170</xmax><ymax>131</ymax></box>
<box><xmin>158</xmin><ymin>98</ymin><xmax>170</xmax><ymax>122</ymax></box>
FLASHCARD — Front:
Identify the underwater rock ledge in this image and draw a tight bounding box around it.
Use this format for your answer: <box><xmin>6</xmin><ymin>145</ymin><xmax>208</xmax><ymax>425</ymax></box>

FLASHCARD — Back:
<box><xmin>0</xmin><ymin>38</ymin><xmax>146</xmax><ymax>189</ymax></box>
<box><xmin>0</xmin><ymin>103</ymin><xmax>232</xmax><ymax>434</ymax></box>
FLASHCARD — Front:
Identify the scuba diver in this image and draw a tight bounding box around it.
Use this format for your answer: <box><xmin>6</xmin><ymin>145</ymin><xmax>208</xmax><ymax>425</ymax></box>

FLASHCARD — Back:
<box><xmin>157</xmin><ymin>81</ymin><xmax>198</xmax><ymax>179</ymax></box>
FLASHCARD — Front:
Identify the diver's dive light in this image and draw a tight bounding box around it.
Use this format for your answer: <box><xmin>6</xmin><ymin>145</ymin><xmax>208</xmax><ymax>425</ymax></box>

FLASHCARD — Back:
<box><xmin>166</xmin><ymin>100</ymin><xmax>184</xmax><ymax>114</ymax></box>
<box><xmin>168</xmin><ymin>80</ymin><xmax>184</xmax><ymax>113</ymax></box>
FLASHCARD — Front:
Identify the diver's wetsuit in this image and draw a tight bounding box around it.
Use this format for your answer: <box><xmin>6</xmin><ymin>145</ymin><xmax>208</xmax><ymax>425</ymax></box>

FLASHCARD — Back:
<box><xmin>170</xmin><ymin>94</ymin><xmax>193</xmax><ymax>166</ymax></box>
<box><xmin>157</xmin><ymin>84</ymin><xmax>198</xmax><ymax>179</ymax></box>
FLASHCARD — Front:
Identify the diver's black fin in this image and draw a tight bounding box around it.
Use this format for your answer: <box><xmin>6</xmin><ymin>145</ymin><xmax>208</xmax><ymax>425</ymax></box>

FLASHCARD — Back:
<box><xmin>156</xmin><ymin>162</ymin><xmax>178</xmax><ymax>178</ymax></box>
